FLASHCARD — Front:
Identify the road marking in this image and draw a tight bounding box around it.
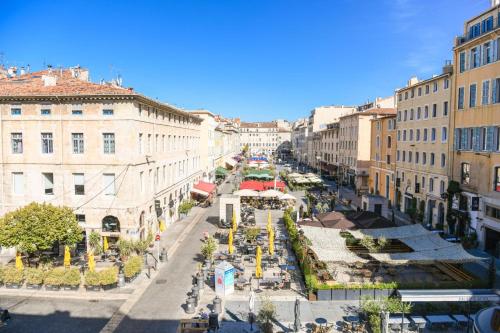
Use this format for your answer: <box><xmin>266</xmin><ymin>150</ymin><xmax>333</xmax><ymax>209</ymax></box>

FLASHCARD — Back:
<box><xmin>100</xmin><ymin>209</ymin><xmax>206</xmax><ymax>333</ymax></box>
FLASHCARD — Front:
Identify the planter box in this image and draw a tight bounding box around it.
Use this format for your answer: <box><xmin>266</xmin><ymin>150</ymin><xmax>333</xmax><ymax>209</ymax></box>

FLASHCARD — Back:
<box><xmin>85</xmin><ymin>285</ymin><xmax>101</xmax><ymax>292</ymax></box>
<box><xmin>45</xmin><ymin>285</ymin><xmax>61</xmax><ymax>291</ymax></box>
<box><xmin>26</xmin><ymin>283</ymin><xmax>43</xmax><ymax>290</ymax></box>
<box><xmin>345</xmin><ymin>289</ymin><xmax>361</xmax><ymax>300</ymax></box>
<box><xmin>360</xmin><ymin>289</ymin><xmax>374</xmax><ymax>299</ymax></box>
<box><xmin>125</xmin><ymin>274</ymin><xmax>138</xmax><ymax>283</ymax></box>
<box><xmin>102</xmin><ymin>283</ymin><xmax>117</xmax><ymax>291</ymax></box>
<box><xmin>5</xmin><ymin>283</ymin><xmax>22</xmax><ymax>289</ymax></box>
<box><xmin>63</xmin><ymin>285</ymin><xmax>80</xmax><ymax>291</ymax></box>
<box><xmin>331</xmin><ymin>289</ymin><xmax>346</xmax><ymax>300</ymax></box>
<box><xmin>317</xmin><ymin>289</ymin><xmax>332</xmax><ymax>301</ymax></box>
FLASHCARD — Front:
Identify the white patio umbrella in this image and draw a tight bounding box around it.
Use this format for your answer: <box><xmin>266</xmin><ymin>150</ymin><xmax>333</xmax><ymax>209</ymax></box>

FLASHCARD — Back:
<box><xmin>249</xmin><ymin>290</ymin><xmax>255</xmax><ymax>313</ymax></box>
<box><xmin>279</xmin><ymin>193</ymin><xmax>297</xmax><ymax>201</ymax></box>
<box><xmin>260</xmin><ymin>189</ymin><xmax>284</xmax><ymax>198</ymax></box>
<box><xmin>234</xmin><ymin>189</ymin><xmax>260</xmax><ymax>197</ymax></box>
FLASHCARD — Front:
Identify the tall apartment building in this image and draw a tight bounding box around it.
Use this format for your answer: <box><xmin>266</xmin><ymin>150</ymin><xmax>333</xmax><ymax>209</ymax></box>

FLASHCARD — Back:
<box><xmin>449</xmin><ymin>2</ymin><xmax>500</xmax><ymax>253</ymax></box>
<box><xmin>337</xmin><ymin>98</ymin><xmax>395</xmax><ymax>195</ymax></box>
<box><xmin>291</xmin><ymin>118</ymin><xmax>308</xmax><ymax>167</ymax></box>
<box><xmin>306</xmin><ymin>106</ymin><xmax>355</xmax><ymax>171</ymax></box>
<box><xmin>365</xmin><ymin>114</ymin><xmax>397</xmax><ymax>217</ymax></box>
<box><xmin>214</xmin><ymin>116</ymin><xmax>240</xmax><ymax>169</ymax></box>
<box><xmin>0</xmin><ymin>67</ymin><xmax>203</xmax><ymax>253</ymax></box>
<box><xmin>190</xmin><ymin>110</ymin><xmax>218</xmax><ymax>182</ymax></box>
<box><xmin>239</xmin><ymin>120</ymin><xmax>291</xmax><ymax>156</ymax></box>
<box><xmin>319</xmin><ymin>122</ymin><xmax>340</xmax><ymax>176</ymax></box>
<box><xmin>395</xmin><ymin>71</ymin><xmax>452</xmax><ymax>228</ymax></box>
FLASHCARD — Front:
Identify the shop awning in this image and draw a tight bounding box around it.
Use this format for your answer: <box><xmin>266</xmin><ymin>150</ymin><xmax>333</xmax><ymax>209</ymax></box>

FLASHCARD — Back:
<box><xmin>239</xmin><ymin>180</ymin><xmax>265</xmax><ymax>191</ymax></box>
<box><xmin>215</xmin><ymin>167</ymin><xmax>228</xmax><ymax>176</ymax></box>
<box><xmin>260</xmin><ymin>189</ymin><xmax>284</xmax><ymax>198</ymax></box>
<box><xmin>225</xmin><ymin>158</ymin><xmax>237</xmax><ymax>167</ymax></box>
<box><xmin>263</xmin><ymin>180</ymin><xmax>286</xmax><ymax>189</ymax></box>
<box><xmin>191</xmin><ymin>181</ymin><xmax>217</xmax><ymax>197</ymax></box>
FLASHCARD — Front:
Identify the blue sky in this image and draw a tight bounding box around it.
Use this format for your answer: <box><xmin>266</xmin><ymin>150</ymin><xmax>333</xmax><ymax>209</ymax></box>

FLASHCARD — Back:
<box><xmin>0</xmin><ymin>0</ymin><xmax>491</xmax><ymax>121</ymax></box>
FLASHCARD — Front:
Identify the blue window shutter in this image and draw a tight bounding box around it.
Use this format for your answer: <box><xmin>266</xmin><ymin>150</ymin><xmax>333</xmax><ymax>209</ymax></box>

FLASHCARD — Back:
<box><xmin>493</xmin><ymin>39</ymin><xmax>498</xmax><ymax>62</ymax></box>
<box><xmin>493</xmin><ymin>79</ymin><xmax>498</xmax><ymax>104</ymax></box>
<box><xmin>473</xmin><ymin>127</ymin><xmax>480</xmax><ymax>151</ymax></box>
<box><xmin>454</xmin><ymin>129</ymin><xmax>460</xmax><ymax>150</ymax></box>
<box><xmin>463</xmin><ymin>128</ymin><xmax>468</xmax><ymax>149</ymax></box>
<box><xmin>487</xmin><ymin>126</ymin><xmax>494</xmax><ymax>151</ymax></box>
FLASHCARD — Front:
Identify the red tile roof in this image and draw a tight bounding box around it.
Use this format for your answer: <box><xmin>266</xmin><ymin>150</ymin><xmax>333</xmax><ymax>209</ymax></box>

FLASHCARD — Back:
<box><xmin>0</xmin><ymin>69</ymin><xmax>135</xmax><ymax>97</ymax></box>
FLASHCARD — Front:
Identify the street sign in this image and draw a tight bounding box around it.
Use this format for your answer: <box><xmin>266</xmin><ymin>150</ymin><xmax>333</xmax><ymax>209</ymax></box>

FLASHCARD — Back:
<box><xmin>155</xmin><ymin>234</ymin><xmax>160</xmax><ymax>241</ymax></box>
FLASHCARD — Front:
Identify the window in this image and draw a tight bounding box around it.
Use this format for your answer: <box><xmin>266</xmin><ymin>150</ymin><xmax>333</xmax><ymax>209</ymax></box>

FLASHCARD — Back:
<box><xmin>458</xmin><ymin>87</ymin><xmax>465</xmax><ymax>109</ymax></box>
<box><xmin>397</xmin><ymin>150</ymin><xmax>400</xmax><ymax>161</ymax></box>
<box><xmin>404</xmin><ymin>110</ymin><xmax>407</xmax><ymax>121</ymax></box>
<box><xmin>433</xmin><ymin>82</ymin><xmax>438</xmax><ymax>93</ymax></box>
<box><xmin>11</xmin><ymin>133</ymin><xmax>23</xmax><ymax>154</ymax></box>
<box><xmin>459</xmin><ymin>52</ymin><xmax>466</xmax><ymax>73</ymax></box>
<box><xmin>417</xmin><ymin>107</ymin><xmax>421</xmax><ymax>119</ymax></box>
<box><xmin>103</xmin><ymin>133</ymin><xmax>115</xmax><ymax>154</ymax></box>
<box><xmin>429</xmin><ymin>178</ymin><xmax>434</xmax><ymax>193</ymax></box>
<box><xmin>444</xmin><ymin>79</ymin><xmax>449</xmax><ymax>89</ymax></box>
<box><xmin>495</xmin><ymin>167</ymin><xmax>500</xmax><ymax>192</ymax></box>
<box><xmin>416</xmin><ymin>129</ymin><xmax>420</xmax><ymax>141</ymax></box>
<box><xmin>409</xmin><ymin>129</ymin><xmax>414</xmax><ymax>141</ymax></box>
<box><xmin>11</xmin><ymin>106</ymin><xmax>21</xmax><ymax>115</ymax></box>
<box><xmin>482</xmin><ymin>80</ymin><xmax>490</xmax><ymax>105</ymax></box>
<box><xmin>424</xmin><ymin>106</ymin><xmax>429</xmax><ymax>118</ymax></box>
<box><xmin>386</xmin><ymin>154</ymin><xmax>391</xmax><ymax>164</ymax></box>
<box><xmin>430</xmin><ymin>153</ymin><xmax>435</xmax><ymax>165</ymax></box>
<box><xmin>418</xmin><ymin>87</ymin><xmax>422</xmax><ymax>96</ymax></box>
<box><xmin>423</xmin><ymin>128</ymin><xmax>428</xmax><ymax>141</ymax></box>
<box><xmin>486</xmin><ymin>205</ymin><xmax>500</xmax><ymax>220</ymax></box>
<box><xmin>72</xmin><ymin>133</ymin><xmax>84</xmax><ymax>154</ymax></box>
<box><xmin>441</xmin><ymin>153</ymin><xmax>446</xmax><ymax>168</ymax></box>
<box><xmin>42</xmin><ymin>172</ymin><xmax>54</xmax><ymax>195</ymax></box>
<box><xmin>471</xmin><ymin>47</ymin><xmax>480</xmax><ymax>69</ymax></box>
<box><xmin>405</xmin><ymin>91</ymin><xmax>408</xmax><ymax>100</ymax></box>
<box><xmin>432</xmin><ymin>104</ymin><xmax>437</xmax><ymax>117</ymax></box>
<box><xmin>403</xmin><ymin>130</ymin><xmax>407</xmax><ymax>141</ymax></box>
<box><xmin>415</xmin><ymin>152</ymin><xmax>419</xmax><ymax>164</ymax></box>
<box><xmin>408</xmin><ymin>151</ymin><xmax>412</xmax><ymax>163</ymax></box>
<box><xmin>40</xmin><ymin>104</ymin><xmax>51</xmax><ymax>115</ymax></box>
<box><xmin>72</xmin><ymin>103</ymin><xmax>83</xmax><ymax>115</ymax></box>
<box><xmin>494</xmin><ymin>78</ymin><xmax>500</xmax><ymax>104</ymax></box>
<box><xmin>443</xmin><ymin>101</ymin><xmax>448</xmax><ymax>116</ymax></box>
<box><xmin>425</xmin><ymin>85</ymin><xmax>430</xmax><ymax>94</ymax></box>
<box><xmin>139</xmin><ymin>133</ymin><xmax>143</xmax><ymax>154</ymax></box>
<box><xmin>481</xmin><ymin>127</ymin><xmax>487</xmax><ymax>151</ymax></box>
<box><xmin>467</xmin><ymin>128</ymin><xmax>474</xmax><ymax>150</ymax></box>
<box><xmin>75</xmin><ymin>214</ymin><xmax>86</xmax><ymax>223</ymax></box>
<box><xmin>103</xmin><ymin>173</ymin><xmax>116</xmax><ymax>196</ymax></box>
<box><xmin>431</xmin><ymin>128</ymin><xmax>436</xmax><ymax>141</ymax></box>
<box><xmin>402</xmin><ymin>151</ymin><xmax>406</xmax><ymax>162</ymax></box>
<box><xmin>398</xmin><ymin>93</ymin><xmax>402</xmax><ymax>101</ymax></box>
<box><xmin>387</xmin><ymin>136</ymin><xmax>392</xmax><ymax>148</ymax></box>
<box><xmin>484</xmin><ymin>42</ymin><xmax>492</xmax><ymax>64</ymax></box>
<box><xmin>441</xmin><ymin>127</ymin><xmax>447</xmax><ymax>142</ymax></box>
<box><xmin>423</xmin><ymin>152</ymin><xmax>427</xmax><ymax>165</ymax></box>
<box><xmin>422</xmin><ymin>176</ymin><xmax>426</xmax><ymax>189</ymax></box>
<box><xmin>397</xmin><ymin>111</ymin><xmax>401</xmax><ymax>121</ymax></box>
<box><xmin>41</xmin><ymin>133</ymin><xmax>53</xmax><ymax>154</ymax></box>
<box><xmin>410</xmin><ymin>109</ymin><xmax>414</xmax><ymax>120</ymax></box>
<box><xmin>103</xmin><ymin>109</ymin><xmax>114</xmax><ymax>116</ymax></box>
<box><xmin>12</xmin><ymin>172</ymin><xmax>24</xmax><ymax>195</ymax></box>
<box><xmin>470</xmin><ymin>84</ymin><xmax>477</xmax><ymax>107</ymax></box>
<box><xmin>397</xmin><ymin>130</ymin><xmax>401</xmax><ymax>141</ymax></box>
<box><xmin>411</xmin><ymin>89</ymin><xmax>415</xmax><ymax>98</ymax></box>
<box><xmin>74</xmin><ymin>173</ymin><xmax>85</xmax><ymax>195</ymax></box>
<box><xmin>496</xmin><ymin>127</ymin><xmax>500</xmax><ymax>151</ymax></box>
<box><xmin>461</xmin><ymin>163</ymin><xmax>470</xmax><ymax>184</ymax></box>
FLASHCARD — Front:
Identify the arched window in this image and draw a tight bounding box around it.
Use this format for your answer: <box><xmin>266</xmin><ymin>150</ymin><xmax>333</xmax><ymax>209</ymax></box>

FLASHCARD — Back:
<box><xmin>102</xmin><ymin>215</ymin><xmax>120</xmax><ymax>232</ymax></box>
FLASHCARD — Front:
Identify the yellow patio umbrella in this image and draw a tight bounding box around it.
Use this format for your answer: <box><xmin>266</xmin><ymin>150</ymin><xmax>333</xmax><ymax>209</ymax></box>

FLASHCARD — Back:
<box><xmin>269</xmin><ymin>229</ymin><xmax>274</xmax><ymax>255</ymax></box>
<box><xmin>228</xmin><ymin>229</ymin><xmax>234</xmax><ymax>255</ymax></box>
<box><xmin>255</xmin><ymin>246</ymin><xmax>263</xmax><ymax>279</ymax></box>
<box><xmin>159</xmin><ymin>219</ymin><xmax>166</xmax><ymax>233</ymax></box>
<box><xmin>103</xmin><ymin>236</ymin><xmax>109</xmax><ymax>252</ymax></box>
<box><xmin>88</xmin><ymin>252</ymin><xmax>95</xmax><ymax>272</ymax></box>
<box><xmin>64</xmin><ymin>245</ymin><xmax>71</xmax><ymax>268</ymax></box>
<box><xmin>232</xmin><ymin>211</ymin><xmax>237</xmax><ymax>232</ymax></box>
<box><xmin>15</xmin><ymin>252</ymin><xmax>23</xmax><ymax>271</ymax></box>
<box><xmin>266</xmin><ymin>211</ymin><xmax>272</xmax><ymax>234</ymax></box>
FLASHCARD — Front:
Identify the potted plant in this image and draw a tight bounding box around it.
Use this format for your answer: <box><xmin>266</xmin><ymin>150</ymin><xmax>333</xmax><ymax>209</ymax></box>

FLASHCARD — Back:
<box><xmin>257</xmin><ymin>298</ymin><xmax>276</xmax><ymax>333</ymax></box>
<box><xmin>117</xmin><ymin>239</ymin><xmax>133</xmax><ymax>261</ymax></box>
<box><xmin>63</xmin><ymin>268</ymin><xmax>81</xmax><ymax>290</ymax></box>
<box><xmin>24</xmin><ymin>267</ymin><xmax>44</xmax><ymax>289</ymax></box>
<box><xmin>201</xmin><ymin>236</ymin><xmax>218</xmax><ymax>262</ymax></box>
<box><xmin>84</xmin><ymin>270</ymin><xmax>101</xmax><ymax>291</ymax></box>
<box><xmin>99</xmin><ymin>266</ymin><xmax>118</xmax><ymax>290</ymax></box>
<box><xmin>124</xmin><ymin>256</ymin><xmax>142</xmax><ymax>283</ymax></box>
<box><xmin>4</xmin><ymin>266</ymin><xmax>24</xmax><ymax>289</ymax></box>
<box><xmin>44</xmin><ymin>267</ymin><xmax>65</xmax><ymax>291</ymax></box>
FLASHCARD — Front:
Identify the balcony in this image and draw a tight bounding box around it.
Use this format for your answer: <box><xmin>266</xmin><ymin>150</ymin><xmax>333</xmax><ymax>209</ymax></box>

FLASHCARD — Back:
<box><xmin>455</xmin><ymin>14</ymin><xmax>500</xmax><ymax>46</ymax></box>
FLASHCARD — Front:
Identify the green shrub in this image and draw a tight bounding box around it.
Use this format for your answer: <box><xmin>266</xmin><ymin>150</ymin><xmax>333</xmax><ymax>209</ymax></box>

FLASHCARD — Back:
<box><xmin>99</xmin><ymin>267</ymin><xmax>118</xmax><ymax>285</ymax></box>
<box><xmin>44</xmin><ymin>267</ymin><xmax>65</xmax><ymax>286</ymax></box>
<box><xmin>4</xmin><ymin>266</ymin><xmax>24</xmax><ymax>284</ymax></box>
<box><xmin>24</xmin><ymin>267</ymin><xmax>44</xmax><ymax>285</ymax></box>
<box><xmin>85</xmin><ymin>270</ymin><xmax>100</xmax><ymax>286</ymax></box>
<box><xmin>178</xmin><ymin>200</ymin><xmax>195</xmax><ymax>215</ymax></box>
<box><xmin>124</xmin><ymin>256</ymin><xmax>143</xmax><ymax>278</ymax></box>
<box><xmin>63</xmin><ymin>268</ymin><xmax>81</xmax><ymax>286</ymax></box>
<box><xmin>369</xmin><ymin>314</ymin><xmax>381</xmax><ymax>333</ymax></box>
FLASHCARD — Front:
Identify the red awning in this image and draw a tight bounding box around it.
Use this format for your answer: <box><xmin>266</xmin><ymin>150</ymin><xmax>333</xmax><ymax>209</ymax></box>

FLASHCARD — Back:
<box><xmin>263</xmin><ymin>181</ymin><xmax>286</xmax><ymax>190</ymax></box>
<box><xmin>239</xmin><ymin>180</ymin><xmax>265</xmax><ymax>191</ymax></box>
<box><xmin>192</xmin><ymin>181</ymin><xmax>217</xmax><ymax>197</ymax></box>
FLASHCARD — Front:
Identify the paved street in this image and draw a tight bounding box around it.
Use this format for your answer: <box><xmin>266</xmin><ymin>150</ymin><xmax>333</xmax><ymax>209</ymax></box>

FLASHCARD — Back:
<box><xmin>112</xmin><ymin>174</ymin><xmax>236</xmax><ymax>333</ymax></box>
<box><xmin>0</xmin><ymin>296</ymin><xmax>123</xmax><ymax>333</ymax></box>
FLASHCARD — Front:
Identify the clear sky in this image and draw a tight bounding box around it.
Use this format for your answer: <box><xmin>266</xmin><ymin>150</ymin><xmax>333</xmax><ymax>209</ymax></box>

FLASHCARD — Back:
<box><xmin>0</xmin><ymin>0</ymin><xmax>491</xmax><ymax>121</ymax></box>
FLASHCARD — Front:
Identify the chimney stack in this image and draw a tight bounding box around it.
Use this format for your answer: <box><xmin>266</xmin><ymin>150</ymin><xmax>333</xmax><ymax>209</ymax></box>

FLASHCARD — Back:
<box><xmin>20</xmin><ymin>67</ymin><xmax>25</xmax><ymax>76</ymax></box>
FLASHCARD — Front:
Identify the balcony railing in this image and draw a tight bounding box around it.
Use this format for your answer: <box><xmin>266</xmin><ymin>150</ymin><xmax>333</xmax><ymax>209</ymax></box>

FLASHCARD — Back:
<box><xmin>456</xmin><ymin>13</ymin><xmax>500</xmax><ymax>46</ymax></box>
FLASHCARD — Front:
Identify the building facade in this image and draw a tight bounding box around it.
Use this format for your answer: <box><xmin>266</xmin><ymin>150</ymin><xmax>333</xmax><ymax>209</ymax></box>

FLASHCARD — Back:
<box><xmin>395</xmin><ymin>72</ymin><xmax>452</xmax><ymax>228</ymax></box>
<box><xmin>239</xmin><ymin>120</ymin><xmax>291</xmax><ymax>156</ymax></box>
<box><xmin>0</xmin><ymin>67</ymin><xmax>203</xmax><ymax>253</ymax></box>
<box><xmin>319</xmin><ymin>122</ymin><xmax>340</xmax><ymax>177</ymax></box>
<box><xmin>449</xmin><ymin>3</ymin><xmax>500</xmax><ymax>254</ymax></box>
<box><xmin>190</xmin><ymin>110</ymin><xmax>218</xmax><ymax>182</ymax></box>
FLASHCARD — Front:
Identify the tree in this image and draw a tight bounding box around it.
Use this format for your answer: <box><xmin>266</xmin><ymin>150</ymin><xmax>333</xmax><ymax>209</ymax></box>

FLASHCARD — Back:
<box><xmin>0</xmin><ymin>202</ymin><xmax>83</xmax><ymax>256</ymax></box>
<box><xmin>201</xmin><ymin>236</ymin><xmax>218</xmax><ymax>261</ymax></box>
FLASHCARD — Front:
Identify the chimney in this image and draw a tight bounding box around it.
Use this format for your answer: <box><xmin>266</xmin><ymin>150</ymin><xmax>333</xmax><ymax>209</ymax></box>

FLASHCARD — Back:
<box><xmin>20</xmin><ymin>67</ymin><xmax>26</xmax><ymax>76</ymax></box>
<box><xmin>408</xmin><ymin>77</ymin><xmax>419</xmax><ymax>86</ymax></box>
<box><xmin>42</xmin><ymin>74</ymin><xmax>57</xmax><ymax>86</ymax></box>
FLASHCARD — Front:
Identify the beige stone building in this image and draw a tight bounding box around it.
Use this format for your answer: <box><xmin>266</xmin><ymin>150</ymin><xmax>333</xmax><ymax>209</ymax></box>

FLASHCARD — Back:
<box><xmin>395</xmin><ymin>71</ymin><xmax>452</xmax><ymax>228</ymax></box>
<box><xmin>239</xmin><ymin>120</ymin><xmax>291</xmax><ymax>156</ymax></box>
<box><xmin>337</xmin><ymin>99</ymin><xmax>395</xmax><ymax>195</ymax></box>
<box><xmin>0</xmin><ymin>67</ymin><xmax>203</xmax><ymax>252</ymax></box>
<box><xmin>319</xmin><ymin>122</ymin><xmax>340</xmax><ymax>177</ymax></box>
<box><xmin>190</xmin><ymin>110</ymin><xmax>218</xmax><ymax>182</ymax></box>
<box><xmin>449</xmin><ymin>2</ymin><xmax>500</xmax><ymax>253</ymax></box>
